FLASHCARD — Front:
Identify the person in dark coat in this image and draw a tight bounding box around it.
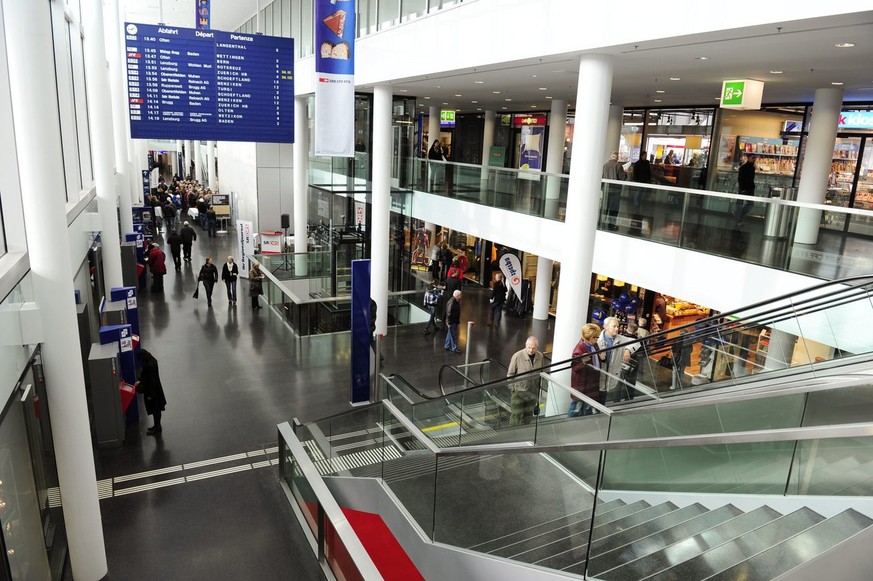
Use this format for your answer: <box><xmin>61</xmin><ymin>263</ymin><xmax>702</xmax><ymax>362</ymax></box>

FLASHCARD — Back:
<box><xmin>735</xmin><ymin>153</ymin><xmax>757</xmax><ymax>226</ymax></box>
<box><xmin>146</xmin><ymin>243</ymin><xmax>167</xmax><ymax>292</ymax></box>
<box><xmin>489</xmin><ymin>272</ymin><xmax>507</xmax><ymax>328</ymax></box>
<box><xmin>249</xmin><ymin>261</ymin><xmax>265</xmax><ymax>311</ymax></box>
<box><xmin>180</xmin><ymin>221</ymin><xmax>197</xmax><ymax>262</ymax></box>
<box><xmin>135</xmin><ymin>349</ymin><xmax>166</xmax><ymax>435</ymax></box>
<box><xmin>162</xmin><ymin>200</ymin><xmax>177</xmax><ymax>232</ymax></box>
<box><xmin>443</xmin><ymin>290</ymin><xmax>462</xmax><ymax>353</ymax></box>
<box><xmin>568</xmin><ymin>323</ymin><xmax>603</xmax><ymax>417</ymax></box>
<box><xmin>221</xmin><ymin>256</ymin><xmax>239</xmax><ymax>305</ymax></box>
<box><xmin>166</xmin><ymin>228</ymin><xmax>183</xmax><ymax>271</ymax></box>
<box><xmin>206</xmin><ymin>205</ymin><xmax>217</xmax><ymax>237</ymax></box>
<box><xmin>198</xmin><ymin>257</ymin><xmax>219</xmax><ymax>307</ymax></box>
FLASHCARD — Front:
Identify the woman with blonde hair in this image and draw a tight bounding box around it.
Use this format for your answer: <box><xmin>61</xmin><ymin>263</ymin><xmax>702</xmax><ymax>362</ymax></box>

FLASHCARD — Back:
<box><xmin>249</xmin><ymin>261</ymin><xmax>265</xmax><ymax>311</ymax></box>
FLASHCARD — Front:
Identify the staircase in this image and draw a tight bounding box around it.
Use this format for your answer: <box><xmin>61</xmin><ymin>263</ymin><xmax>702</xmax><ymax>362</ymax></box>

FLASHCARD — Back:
<box><xmin>468</xmin><ymin>498</ymin><xmax>873</xmax><ymax>579</ymax></box>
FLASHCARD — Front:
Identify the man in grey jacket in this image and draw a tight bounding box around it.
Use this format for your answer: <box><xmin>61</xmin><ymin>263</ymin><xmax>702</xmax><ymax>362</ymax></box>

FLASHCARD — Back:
<box><xmin>598</xmin><ymin>317</ymin><xmax>639</xmax><ymax>403</ymax></box>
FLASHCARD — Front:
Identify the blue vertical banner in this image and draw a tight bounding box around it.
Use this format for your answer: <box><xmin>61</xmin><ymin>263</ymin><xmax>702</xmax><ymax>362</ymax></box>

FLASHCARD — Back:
<box><xmin>314</xmin><ymin>0</ymin><xmax>355</xmax><ymax>156</ymax></box>
<box><xmin>197</xmin><ymin>0</ymin><xmax>211</xmax><ymax>30</ymax></box>
<box><xmin>350</xmin><ymin>259</ymin><xmax>371</xmax><ymax>404</ymax></box>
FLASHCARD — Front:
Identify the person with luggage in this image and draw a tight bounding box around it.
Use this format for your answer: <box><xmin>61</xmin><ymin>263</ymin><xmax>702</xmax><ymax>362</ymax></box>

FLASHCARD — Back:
<box><xmin>197</xmin><ymin>257</ymin><xmax>219</xmax><ymax>307</ymax></box>
<box><xmin>507</xmin><ymin>336</ymin><xmax>545</xmax><ymax>425</ymax></box>
<box><xmin>221</xmin><ymin>256</ymin><xmax>239</xmax><ymax>305</ymax></box>
<box><xmin>180</xmin><ymin>221</ymin><xmax>197</xmax><ymax>262</ymax></box>
<box><xmin>422</xmin><ymin>283</ymin><xmax>443</xmax><ymax>335</ymax></box>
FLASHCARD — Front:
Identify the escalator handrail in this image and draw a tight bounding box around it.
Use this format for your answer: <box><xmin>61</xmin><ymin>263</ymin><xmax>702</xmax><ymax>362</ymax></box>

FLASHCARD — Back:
<box><xmin>381</xmin><ymin>372</ymin><xmax>440</xmax><ymax>402</ymax></box>
<box><xmin>437</xmin><ymin>365</ymin><xmax>481</xmax><ymax>397</ymax></box>
<box><xmin>416</xmin><ymin>274</ymin><xmax>873</xmax><ymax>403</ymax></box>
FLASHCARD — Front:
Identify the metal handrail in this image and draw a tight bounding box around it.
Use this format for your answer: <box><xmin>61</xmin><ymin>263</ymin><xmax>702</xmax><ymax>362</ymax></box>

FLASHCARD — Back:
<box><xmin>437</xmin><ymin>364</ymin><xmax>480</xmax><ymax>397</ymax></box>
<box><xmin>541</xmin><ymin>372</ymin><xmax>613</xmax><ymax>416</ymax></box>
<box><xmin>436</xmin><ymin>421</ymin><xmax>873</xmax><ymax>457</ymax></box>
<box><xmin>277</xmin><ymin>422</ymin><xmax>382</xmax><ymax>580</ymax></box>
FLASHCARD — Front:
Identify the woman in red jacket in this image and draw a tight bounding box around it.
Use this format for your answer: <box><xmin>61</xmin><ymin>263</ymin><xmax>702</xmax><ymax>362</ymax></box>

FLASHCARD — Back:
<box><xmin>568</xmin><ymin>323</ymin><xmax>602</xmax><ymax>417</ymax></box>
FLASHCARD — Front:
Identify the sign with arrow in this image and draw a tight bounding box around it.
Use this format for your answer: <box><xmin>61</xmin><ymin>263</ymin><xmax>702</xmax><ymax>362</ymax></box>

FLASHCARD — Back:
<box><xmin>720</xmin><ymin>79</ymin><xmax>764</xmax><ymax>110</ymax></box>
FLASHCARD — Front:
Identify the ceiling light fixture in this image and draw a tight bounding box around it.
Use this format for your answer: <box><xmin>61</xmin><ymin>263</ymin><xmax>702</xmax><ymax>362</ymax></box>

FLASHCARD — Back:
<box><xmin>654</xmin><ymin>99</ymin><xmax>662</xmax><ymax>103</ymax></box>
<box><xmin>492</xmin><ymin>91</ymin><xmax>501</xmax><ymax>94</ymax></box>
<box><xmin>669</xmin><ymin>77</ymin><xmax>681</xmax><ymax>81</ymax></box>
<box><xmin>442</xmin><ymin>102</ymin><xmax>448</xmax><ymax>105</ymax></box>
<box><xmin>424</xmin><ymin>96</ymin><xmax>430</xmax><ymax>100</ymax></box>
<box><xmin>538</xmin><ymin>87</ymin><xmax>547</xmax><ymax>91</ymax></box>
<box><xmin>545</xmin><ymin>96</ymin><xmax>553</xmax><ymax>99</ymax></box>
<box><xmin>835</xmin><ymin>42</ymin><xmax>855</xmax><ymax>48</ymax></box>
<box><xmin>399</xmin><ymin>89</ymin><xmax>408</xmax><ymax>93</ymax></box>
<box><xmin>695</xmin><ymin>56</ymin><xmax>709</xmax><ymax>60</ymax></box>
<box><xmin>831</xmin><ymin>81</ymin><xmax>844</xmax><ymax>86</ymax></box>
<box><xmin>770</xmin><ymin>70</ymin><xmax>783</xmax><ymax>74</ymax></box>
<box><xmin>530</xmin><ymin>74</ymin><xmax>538</xmax><ymax>78</ymax></box>
<box><xmin>474</xmin><ymin>80</ymin><xmax>484</xmax><ymax>84</ymax></box>
<box><xmin>505</xmin><ymin>98</ymin><xmax>512</xmax><ymax>102</ymax></box>
<box><xmin>454</xmin><ymin>94</ymin><xmax>462</xmax><ymax>97</ymax></box>
<box><xmin>501</xmin><ymin>106</ymin><xmax>508</xmax><ymax>110</ymax></box>
<box><xmin>656</xmin><ymin>90</ymin><xmax>665</xmax><ymax>94</ymax></box>
<box><xmin>531</xmin><ymin>105</ymin><xmax>537</xmax><ymax>108</ymax></box>
<box><xmin>471</xmin><ymin>100</ymin><xmax>478</xmax><ymax>104</ymax></box>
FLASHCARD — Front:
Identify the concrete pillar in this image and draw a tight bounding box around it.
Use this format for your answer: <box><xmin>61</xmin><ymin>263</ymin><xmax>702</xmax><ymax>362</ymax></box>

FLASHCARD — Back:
<box><xmin>4</xmin><ymin>1</ymin><xmax>108</xmax><ymax>578</ymax></box>
<box><xmin>207</xmin><ymin>140</ymin><xmax>217</xmax><ymax>190</ymax></box>
<box><xmin>104</xmin><ymin>0</ymin><xmax>133</xmax><ymax>233</ymax></box>
<box><xmin>185</xmin><ymin>140</ymin><xmax>193</xmax><ymax>179</ymax></box>
<box><xmin>795</xmin><ymin>88</ymin><xmax>843</xmax><ymax>245</ymax></box>
<box><xmin>544</xmin><ymin>100</ymin><xmax>567</xmax><ymax>220</ymax></box>
<box><xmin>194</xmin><ymin>140</ymin><xmax>203</xmax><ymax>183</ymax></box>
<box><xmin>533</xmin><ymin>257</ymin><xmax>553</xmax><ymax>320</ymax></box>
<box><xmin>428</xmin><ymin>105</ymin><xmax>440</xmax><ymax>151</ymax></box>
<box><xmin>547</xmin><ymin>55</ymin><xmax>614</xmax><ymax>415</ymax></box>
<box><xmin>293</xmin><ymin>95</ymin><xmax>310</xmax><ymax>275</ymax></box>
<box><xmin>82</xmin><ymin>0</ymin><xmax>122</xmax><ymax>292</ymax></box>
<box><xmin>176</xmin><ymin>140</ymin><xmax>183</xmax><ymax>178</ymax></box>
<box><xmin>605</xmin><ymin>104</ymin><xmax>623</xmax><ymax>156</ymax></box>
<box><xmin>479</xmin><ymin>110</ymin><xmax>496</xmax><ymax>202</ymax></box>
<box><xmin>371</xmin><ymin>85</ymin><xmax>393</xmax><ymax>335</ymax></box>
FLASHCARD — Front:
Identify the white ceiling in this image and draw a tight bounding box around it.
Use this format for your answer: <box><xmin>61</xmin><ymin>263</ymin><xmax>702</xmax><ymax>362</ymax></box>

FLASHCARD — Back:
<box><xmin>120</xmin><ymin>3</ymin><xmax>873</xmax><ymax>114</ymax></box>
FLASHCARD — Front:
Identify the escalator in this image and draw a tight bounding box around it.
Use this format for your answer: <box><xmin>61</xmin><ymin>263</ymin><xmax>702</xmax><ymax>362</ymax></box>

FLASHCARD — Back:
<box><xmin>278</xmin><ymin>275</ymin><xmax>873</xmax><ymax>579</ymax></box>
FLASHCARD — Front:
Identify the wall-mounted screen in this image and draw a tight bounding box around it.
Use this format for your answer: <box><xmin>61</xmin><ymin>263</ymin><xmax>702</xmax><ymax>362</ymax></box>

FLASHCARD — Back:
<box><xmin>125</xmin><ymin>22</ymin><xmax>294</xmax><ymax>143</ymax></box>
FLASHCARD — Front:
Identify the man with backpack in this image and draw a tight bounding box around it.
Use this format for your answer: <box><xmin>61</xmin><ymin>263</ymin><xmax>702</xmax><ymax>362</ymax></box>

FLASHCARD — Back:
<box><xmin>422</xmin><ymin>284</ymin><xmax>443</xmax><ymax>335</ymax></box>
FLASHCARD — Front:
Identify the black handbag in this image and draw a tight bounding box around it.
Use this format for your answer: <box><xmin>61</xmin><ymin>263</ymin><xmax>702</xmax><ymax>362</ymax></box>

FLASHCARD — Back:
<box><xmin>193</xmin><ymin>281</ymin><xmax>200</xmax><ymax>299</ymax></box>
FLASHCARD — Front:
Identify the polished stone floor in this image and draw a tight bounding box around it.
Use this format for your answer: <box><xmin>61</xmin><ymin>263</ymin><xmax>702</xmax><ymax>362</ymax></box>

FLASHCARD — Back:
<box><xmin>83</xmin><ymin>225</ymin><xmax>554</xmax><ymax>580</ymax></box>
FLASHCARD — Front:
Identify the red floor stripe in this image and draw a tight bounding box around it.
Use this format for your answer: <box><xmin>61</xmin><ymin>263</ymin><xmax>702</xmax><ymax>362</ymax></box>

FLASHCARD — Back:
<box><xmin>342</xmin><ymin>508</ymin><xmax>425</xmax><ymax>581</ymax></box>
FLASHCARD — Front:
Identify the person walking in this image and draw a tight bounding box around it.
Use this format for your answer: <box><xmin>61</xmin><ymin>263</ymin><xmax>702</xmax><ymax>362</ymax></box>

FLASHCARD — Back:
<box><xmin>249</xmin><ymin>261</ymin><xmax>265</xmax><ymax>311</ymax></box>
<box><xmin>568</xmin><ymin>324</ymin><xmax>602</xmax><ymax>417</ymax></box>
<box><xmin>598</xmin><ymin>317</ymin><xmax>640</xmax><ymax>403</ymax></box>
<box><xmin>206</xmin><ymin>205</ymin><xmax>217</xmax><ymax>237</ymax></box>
<box><xmin>221</xmin><ymin>256</ymin><xmax>239</xmax><ymax>305</ymax></box>
<box><xmin>422</xmin><ymin>283</ymin><xmax>443</xmax><ymax>335</ymax></box>
<box><xmin>166</xmin><ymin>228</ymin><xmax>182</xmax><ymax>271</ymax></box>
<box><xmin>735</xmin><ymin>153</ymin><xmax>757</xmax><ymax>227</ymax></box>
<box><xmin>180</xmin><ymin>220</ymin><xmax>197</xmax><ymax>263</ymax></box>
<box><xmin>146</xmin><ymin>243</ymin><xmax>167</xmax><ymax>292</ymax></box>
<box><xmin>162</xmin><ymin>198</ymin><xmax>177</xmax><ymax>233</ymax></box>
<box><xmin>198</xmin><ymin>257</ymin><xmax>219</xmax><ymax>307</ymax></box>
<box><xmin>489</xmin><ymin>273</ymin><xmax>507</xmax><ymax>327</ymax></box>
<box><xmin>135</xmin><ymin>349</ymin><xmax>167</xmax><ymax>435</ymax></box>
<box><xmin>507</xmin><ymin>336</ymin><xmax>545</xmax><ymax>425</ymax></box>
<box><xmin>443</xmin><ymin>289</ymin><xmax>462</xmax><ymax>353</ymax></box>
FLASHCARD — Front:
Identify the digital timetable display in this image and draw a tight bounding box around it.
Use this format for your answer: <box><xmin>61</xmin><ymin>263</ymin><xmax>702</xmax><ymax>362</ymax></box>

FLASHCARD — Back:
<box><xmin>124</xmin><ymin>22</ymin><xmax>294</xmax><ymax>143</ymax></box>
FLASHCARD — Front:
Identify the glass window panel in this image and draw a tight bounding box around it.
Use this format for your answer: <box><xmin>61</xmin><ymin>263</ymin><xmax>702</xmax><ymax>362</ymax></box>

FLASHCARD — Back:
<box><xmin>301</xmin><ymin>0</ymin><xmax>313</xmax><ymax>57</ymax></box>
<box><xmin>401</xmin><ymin>0</ymin><xmax>428</xmax><ymax>22</ymax></box>
<box><xmin>273</xmin><ymin>1</ymin><xmax>282</xmax><ymax>37</ymax></box>
<box><xmin>265</xmin><ymin>5</ymin><xmax>273</xmax><ymax>35</ymax></box>
<box><xmin>69</xmin><ymin>22</ymin><xmax>93</xmax><ymax>193</ymax></box>
<box><xmin>281</xmin><ymin>0</ymin><xmax>291</xmax><ymax>37</ymax></box>
<box><xmin>50</xmin><ymin>5</ymin><xmax>79</xmax><ymax>202</ymax></box>
<box><xmin>291</xmin><ymin>0</ymin><xmax>301</xmax><ymax>43</ymax></box>
<box><xmin>378</xmin><ymin>0</ymin><xmax>400</xmax><ymax>30</ymax></box>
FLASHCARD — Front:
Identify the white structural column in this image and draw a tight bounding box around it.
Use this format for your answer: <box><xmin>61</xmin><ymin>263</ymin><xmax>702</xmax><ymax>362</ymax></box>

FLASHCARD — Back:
<box><xmin>185</xmin><ymin>140</ymin><xmax>193</xmax><ymax>179</ymax></box>
<box><xmin>544</xmin><ymin>99</ymin><xmax>567</xmax><ymax>220</ymax></box>
<box><xmin>605</xmin><ymin>104</ymin><xmax>623</xmax><ymax>155</ymax></box>
<box><xmin>479</xmin><ymin>109</ymin><xmax>496</xmax><ymax>203</ymax></box>
<box><xmin>194</xmin><ymin>140</ymin><xmax>203</xmax><ymax>182</ymax></box>
<box><xmin>795</xmin><ymin>88</ymin><xmax>844</xmax><ymax>245</ymax></box>
<box><xmin>82</xmin><ymin>0</ymin><xmax>122</xmax><ymax>292</ymax></box>
<box><xmin>548</xmin><ymin>55</ymin><xmax>614</xmax><ymax>415</ymax></box>
<box><xmin>371</xmin><ymin>85</ymin><xmax>393</xmax><ymax>335</ymax></box>
<box><xmin>104</xmin><ymin>0</ymin><xmax>133</xmax><ymax>232</ymax></box>
<box><xmin>176</xmin><ymin>140</ymin><xmax>183</xmax><ymax>177</ymax></box>
<box><xmin>428</xmin><ymin>105</ymin><xmax>440</xmax><ymax>150</ymax></box>
<box><xmin>207</xmin><ymin>140</ymin><xmax>217</xmax><ymax>190</ymax></box>
<box><xmin>534</xmin><ymin>99</ymin><xmax>568</xmax><ymax>321</ymax></box>
<box><xmin>293</xmin><ymin>96</ymin><xmax>310</xmax><ymax>274</ymax></box>
<box><xmin>4</xmin><ymin>2</ymin><xmax>108</xmax><ymax>579</ymax></box>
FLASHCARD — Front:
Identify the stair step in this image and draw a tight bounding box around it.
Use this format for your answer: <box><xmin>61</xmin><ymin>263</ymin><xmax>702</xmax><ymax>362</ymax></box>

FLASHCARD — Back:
<box><xmin>582</xmin><ymin>503</ymin><xmax>726</xmax><ymax>575</ymax></box>
<box><xmin>707</xmin><ymin>509</ymin><xmax>873</xmax><ymax>581</ymax></box>
<box><xmin>511</xmin><ymin>503</ymin><xmax>677</xmax><ymax>565</ymax></box>
<box><xmin>469</xmin><ymin>500</ymin><xmax>623</xmax><ymax>555</ymax></box>
<box><xmin>594</xmin><ymin>505</ymin><xmax>781</xmax><ymax>580</ymax></box>
<box><xmin>643</xmin><ymin>507</ymin><xmax>825</xmax><ymax>580</ymax></box>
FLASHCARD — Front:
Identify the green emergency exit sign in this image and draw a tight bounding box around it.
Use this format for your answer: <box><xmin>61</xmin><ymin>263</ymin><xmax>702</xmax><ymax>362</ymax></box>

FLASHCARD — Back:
<box><xmin>722</xmin><ymin>81</ymin><xmax>746</xmax><ymax>106</ymax></box>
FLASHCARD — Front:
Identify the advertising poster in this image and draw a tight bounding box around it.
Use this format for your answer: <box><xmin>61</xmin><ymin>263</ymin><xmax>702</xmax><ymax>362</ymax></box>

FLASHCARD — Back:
<box><xmin>314</xmin><ymin>0</ymin><xmax>355</xmax><ymax>156</ymax></box>
<box><xmin>499</xmin><ymin>253</ymin><xmax>523</xmax><ymax>301</ymax></box>
<box><xmin>237</xmin><ymin>220</ymin><xmax>254</xmax><ymax>278</ymax></box>
<box><xmin>519</xmin><ymin>125</ymin><xmax>544</xmax><ymax>171</ymax></box>
<box><xmin>197</xmin><ymin>0</ymin><xmax>211</xmax><ymax>30</ymax></box>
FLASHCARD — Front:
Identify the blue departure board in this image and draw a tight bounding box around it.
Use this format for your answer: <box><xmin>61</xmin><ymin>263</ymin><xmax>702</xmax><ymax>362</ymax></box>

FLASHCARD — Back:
<box><xmin>124</xmin><ymin>23</ymin><xmax>294</xmax><ymax>143</ymax></box>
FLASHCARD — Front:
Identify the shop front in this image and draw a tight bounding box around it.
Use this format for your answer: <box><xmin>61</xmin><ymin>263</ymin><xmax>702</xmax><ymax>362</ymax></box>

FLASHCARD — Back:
<box><xmin>825</xmin><ymin>109</ymin><xmax>873</xmax><ymax>236</ymax></box>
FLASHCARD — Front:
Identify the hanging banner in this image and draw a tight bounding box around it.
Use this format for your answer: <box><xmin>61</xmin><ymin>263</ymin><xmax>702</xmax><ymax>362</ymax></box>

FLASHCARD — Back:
<box><xmin>350</xmin><ymin>259</ymin><xmax>371</xmax><ymax>404</ymax></box>
<box><xmin>314</xmin><ymin>0</ymin><xmax>355</xmax><ymax>157</ymax></box>
<box><xmin>519</xmin><ymin>125</ymin><xmax>544</xmax><ymax>171</ymax></box>
<box><xmin>196</xmin><ymin>0</ymin><xmax>211</xmax><ymax>30</ymax></box>
<box><xmin>499</xmin><ymin>253</ymin><xmax>523</xmax><ymax>300</ymax></box>
<box><xmin>237</xmin><ymin>220</ymin><xmax>254</xmax><ymax>278</ymax></box>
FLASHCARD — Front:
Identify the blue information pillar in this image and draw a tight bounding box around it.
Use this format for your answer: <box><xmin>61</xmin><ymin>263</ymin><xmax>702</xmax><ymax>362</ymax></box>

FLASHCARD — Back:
<box><xmin>110</xmin><ymin>286</ymin><xmax>140</xmax><ymax>338</ymax></box>
<box><xmin>350</xmin><ymin>260</ymin><xmax>371</xmax><ymax>404</ymax></box>
<box><xmin>99</xmin><ymin>324</ymin><xmax>139</xmax><ymax>422</ymax></box>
